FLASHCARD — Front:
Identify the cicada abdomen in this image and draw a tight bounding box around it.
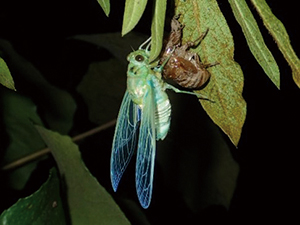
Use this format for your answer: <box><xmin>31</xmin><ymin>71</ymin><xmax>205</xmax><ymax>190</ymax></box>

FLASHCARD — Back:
<box><xmin>160</xmin><ymin>16</ymin><xmax>218</xmax><ymax>89</ymax></box>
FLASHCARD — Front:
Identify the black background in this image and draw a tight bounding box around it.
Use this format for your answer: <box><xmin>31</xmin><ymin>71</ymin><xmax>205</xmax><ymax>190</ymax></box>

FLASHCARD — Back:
<box><xmin>0</xmin><ymin>0</ymin><xmax>299</xmax><ymax>224</ymax></box>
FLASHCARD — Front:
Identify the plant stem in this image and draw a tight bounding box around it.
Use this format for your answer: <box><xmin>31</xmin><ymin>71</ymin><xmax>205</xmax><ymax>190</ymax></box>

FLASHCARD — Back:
<box><xmin>1</xmin><ymin>119</ymin><xmax>117</xmax><ymax>172</ymax></box>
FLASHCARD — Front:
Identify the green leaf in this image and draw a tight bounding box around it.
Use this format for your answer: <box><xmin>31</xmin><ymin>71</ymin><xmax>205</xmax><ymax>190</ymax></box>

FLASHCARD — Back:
<box><xmin>71</xmin><ymin>32</ymin><xmax>147</xmax><ymax>65</ymax></box>
<box><xmin>0</xmin><ymin>168</ymin><xmax>67</xmax><ymax>225</ymax></box>
<box><xmin>97</xmin><ymin>0</ymin><xmax>110</xmax><ymax>17</ymax></box>
<box><xmin>0</xmin><ymin>89</ymin><xmax>46</xmax><ymax>190</ymax></box>
<box><xmin>72</xmin><ymin>32</ymin><xmax>147</xmax><ymax>125</ymax></box>
<box><xmin>175</xmin><ymin>0</ymin><xmax>246</xmax><ymax>146</ymax></box>
<box><xmin>0</xmin><ymin>57</ymin><xmax>15</xmax><ymax>91</ymax></box>
<box><xmin>228</xmin><ymin>0</ymin><xmax>280</xmax><ymax>89</ymax></box>
<box><xmin>149</xmin><ymin>0</ymin><xmax>167</xmax><ymax>62</ymax></box>
<box><xmin>77</xmin><ymin>58</ymin><xmax>127</xmax><ymax>125</ymax></box>
<box><xmin>250</xmin><ymin>0</ymin><xmax>300</xmax><ymax>89</ymax></box>
<box><xmin>40</xmin><ymin>86</ymin><xmax>77</xmax><ymax>134</ymax></box>
<box><xmin>35</xmin><ymin>126</ymin><xmax>130</xmax><ymax>225</ymax></box>
<box><xmin>122</xmin><ymin>0</ymin><xmax>148</xmax><ymax>36</ymax></box>
<box><xmin>0</xmin><ymin>39</ymin><xmax>76</xmax><ymax>134</ymax></box>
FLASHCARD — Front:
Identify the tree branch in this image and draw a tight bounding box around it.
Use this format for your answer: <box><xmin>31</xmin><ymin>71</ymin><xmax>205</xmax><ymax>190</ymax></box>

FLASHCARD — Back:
<box><xmin>1</xmin><ymin>119</ymin><xmax>116</xmax><ymax>172</ymax></box>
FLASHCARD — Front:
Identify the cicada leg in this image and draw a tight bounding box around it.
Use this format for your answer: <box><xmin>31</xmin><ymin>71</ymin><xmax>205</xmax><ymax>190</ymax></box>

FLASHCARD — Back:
<box><xmin>203</xmin><ymin>61</ymin><xmax>220</xmax><ymax>68</ymax></box>
<box><xmin>185</xmin><ymin>29</ymin><xmax>220</xmax><ymax>68</ymax></box>
<box><xmin>164</xmin><ymin>83</ymin><xmax>212</xmax><ymax>101</ymax></box>
<box><xmin>154</xmin><ymin>47</ymin><xmax>175</xmax><ymax>73</ymax></box>
<box><xmin>139</xmin><ymin>37</ymin><xmax>152</xmax><ymax>51</ymax></box>
<box><xmin>183</xmin><ymin>29</ymin><xmax>209</xmax><ymax>51</ymax></box>
<box><xmin>190</xmin><ymin>52</ymin><xmax>219</xmax><ymax>69</ymax></box>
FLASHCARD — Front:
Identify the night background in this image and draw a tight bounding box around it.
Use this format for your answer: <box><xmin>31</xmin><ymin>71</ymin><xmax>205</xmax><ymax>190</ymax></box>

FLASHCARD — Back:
<box><xmin>0</xmin><ymin>0</ymin><xmax>299</xmax><ymax>224</ymax></box>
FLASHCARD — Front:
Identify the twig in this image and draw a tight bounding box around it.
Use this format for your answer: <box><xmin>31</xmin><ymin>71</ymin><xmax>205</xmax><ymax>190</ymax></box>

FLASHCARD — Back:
<box><xmin>1</xmin><ymin>119</ymin><xmax>117</xmax><ymax>172</ymax></box>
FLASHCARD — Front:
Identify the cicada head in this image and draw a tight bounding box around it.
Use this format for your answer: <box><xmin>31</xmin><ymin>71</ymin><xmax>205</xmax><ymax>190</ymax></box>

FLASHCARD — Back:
<box><xmin>127</xmin><ymin>50</ymin><xmax>150</xmax><ymax>66</ymax></box>
<box><xmin>127</xmin><ymin>37</ymin><xmax>151</xmax><ymax>64</ymax></box>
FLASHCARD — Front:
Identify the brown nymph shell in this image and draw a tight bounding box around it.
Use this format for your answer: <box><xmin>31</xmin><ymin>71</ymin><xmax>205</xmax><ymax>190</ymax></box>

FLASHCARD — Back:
<box><xmin>160</xmin><ymin>16</ymin><xmax>218</xmax><ymax>89</ymax></box>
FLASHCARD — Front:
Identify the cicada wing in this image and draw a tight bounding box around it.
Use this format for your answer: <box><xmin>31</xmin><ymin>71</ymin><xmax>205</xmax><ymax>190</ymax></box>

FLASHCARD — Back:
<box><xmin>136</xmin><ymin>87</ymin><xmax>156</xmax><ymax>209</ymax></box>
<box><xmin>111</xmin><ymin>91</ymin><xmax>140</xmax><ymax>191</ymax></box>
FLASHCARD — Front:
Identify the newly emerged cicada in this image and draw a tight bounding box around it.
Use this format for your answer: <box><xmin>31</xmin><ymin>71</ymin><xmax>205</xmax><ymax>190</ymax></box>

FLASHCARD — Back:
<box><xmin>110</xmin><ymin>38</ymin><xmax>205</xmax><ymax>209</ymax></box>
<box><xmin>160</xmin><ymin>16</ymin><xmax>218</xmax><ymax>89</ymax></box>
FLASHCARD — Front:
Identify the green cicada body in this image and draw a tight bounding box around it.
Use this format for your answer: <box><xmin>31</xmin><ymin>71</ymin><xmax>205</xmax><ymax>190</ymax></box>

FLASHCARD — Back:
<box><xmin>110</xmin><ymin>38</ymin><xmax>202</xmax><ymax>208</ymax></box>
<box><xmin>127</xmin><ymin>45</ymin><xmax>171</xmax><ymax>140</ymax></box>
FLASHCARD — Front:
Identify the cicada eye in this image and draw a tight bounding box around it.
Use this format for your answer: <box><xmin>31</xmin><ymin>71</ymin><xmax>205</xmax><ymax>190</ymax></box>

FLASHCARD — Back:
<box><xmin>135</xmin><ymin>55</ymin><xmax>144</xmax><ymax>62</ymax></box>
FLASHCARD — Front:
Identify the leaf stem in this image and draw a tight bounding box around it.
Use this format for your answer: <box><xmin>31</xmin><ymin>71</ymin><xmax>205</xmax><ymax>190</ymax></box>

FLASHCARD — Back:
<box><xmin>1</xmin><ymin>119</ymin><xmax>117</xmax><ymax>172</ymax></box>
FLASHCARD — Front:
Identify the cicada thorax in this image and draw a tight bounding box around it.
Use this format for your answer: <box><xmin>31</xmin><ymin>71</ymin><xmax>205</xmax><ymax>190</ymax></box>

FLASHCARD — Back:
<box><xmin>126</xmin><ymin>48</ymin><xmax>152</xmax><ymax>107</ymax></box>
<box><xmin>126</xmin><ymin>43</ymin><xmax>172</xmax><ymax>141</ymax></box>
<box><xmin>160</xmin><ymin>16</ymin><xmax>217</xmax><ymax>89</ymax></box>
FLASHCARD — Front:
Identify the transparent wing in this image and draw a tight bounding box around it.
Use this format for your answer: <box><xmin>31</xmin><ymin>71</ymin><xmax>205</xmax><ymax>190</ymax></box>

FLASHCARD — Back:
<box><xmin>136</xmin><ymin>87</ymin><xmax>156</xmax><ymax>208</ymax></box>
<box><xmin>111</xmin><ymin>91</ymin><xmax>140</xmax><ymax>191</ymax></box>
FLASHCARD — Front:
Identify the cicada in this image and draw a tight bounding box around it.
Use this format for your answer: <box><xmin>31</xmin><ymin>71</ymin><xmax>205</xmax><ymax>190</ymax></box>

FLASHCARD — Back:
<box><xmin>110</xmin><ymin>37</ymin><xmax>204</xmax><ymax>208</ymax></box>
<box><xmin>160</xmin><ymin>16</ymin><xmax>218</xmax><ymax>89</ymax></box>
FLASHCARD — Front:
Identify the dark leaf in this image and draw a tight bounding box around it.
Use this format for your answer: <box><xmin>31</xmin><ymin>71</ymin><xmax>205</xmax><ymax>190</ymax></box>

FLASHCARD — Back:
<box><xmin>0</xmin><ymin>168</ymin><xmax>67</xmax><ymax>225</ymax></box>
<box><xmin>36</xmin><ymin>126</ymin><xmax>130</xmax><ymax>225</ymax></box>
